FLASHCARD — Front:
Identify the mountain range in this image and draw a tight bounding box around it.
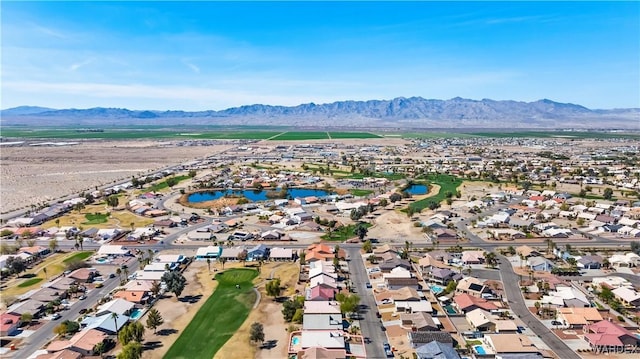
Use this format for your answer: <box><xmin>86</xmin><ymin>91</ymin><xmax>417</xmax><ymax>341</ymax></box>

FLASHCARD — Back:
<box><xmin>2</xmin><ymin>97</ymin><xmax>638</xmax><ymax>129</ymax></box>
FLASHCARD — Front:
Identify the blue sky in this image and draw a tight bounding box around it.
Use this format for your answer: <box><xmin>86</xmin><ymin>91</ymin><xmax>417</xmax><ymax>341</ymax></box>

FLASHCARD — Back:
<box><xmin>2</xmin><ymin>1</ymin><xmax>639</xmax><ymax>110</ymax></box>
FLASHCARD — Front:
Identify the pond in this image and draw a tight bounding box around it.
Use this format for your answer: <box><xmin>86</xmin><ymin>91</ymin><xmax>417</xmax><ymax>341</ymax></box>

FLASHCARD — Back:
<box><xmin>188</xmin><ymin>188</ymin><xmax>334</xmax><ymax>203</ymax></box>
<box><xmin>405</xmin><ymin>184</ymin><xmax>428</xmax><ymax>195</ymax></box>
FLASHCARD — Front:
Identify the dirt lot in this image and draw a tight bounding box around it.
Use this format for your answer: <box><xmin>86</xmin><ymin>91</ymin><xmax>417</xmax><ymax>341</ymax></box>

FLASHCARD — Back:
<box><xmin>1</xmin><ymin>141</ymin><xmax>231</xmax><ymax>213</ymax></box>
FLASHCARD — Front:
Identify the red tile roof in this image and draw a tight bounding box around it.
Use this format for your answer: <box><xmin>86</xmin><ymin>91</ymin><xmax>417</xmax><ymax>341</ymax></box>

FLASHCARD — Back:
<box><xmin>584</xmin><ymin>320</ymin><xmax>636</xmax><ymax>347</ymax></box>
<box><xmin>453</xmin><ymin>293</ymin><xmax>498</xmax><ymax>311</ymax></box>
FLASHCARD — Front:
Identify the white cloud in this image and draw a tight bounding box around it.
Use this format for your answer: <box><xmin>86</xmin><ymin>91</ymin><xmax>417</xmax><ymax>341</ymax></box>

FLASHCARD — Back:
<box><xmin>183</xmin><ymin>61</ymin><xmax>200</xmax><ymax>73</ymax></box>
<box><xmin>30</xmin><ymin>23</ymin><xmax>68</xmax><ymax>39</ymax></box>
<box><xmin>69</xmin><ymin>58</ymin><xmax>95</xmax><ymax>72</ymax></box>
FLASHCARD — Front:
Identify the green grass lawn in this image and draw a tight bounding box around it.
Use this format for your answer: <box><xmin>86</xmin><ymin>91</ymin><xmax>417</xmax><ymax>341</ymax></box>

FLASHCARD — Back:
<box><xmin>270</xmin><ymin>131</ymin><xmax>330</xmax><ymax>140</ymax></box>
<box><xmin>82</xmin><ymin>212</ymin><xmax>109</xmax><ymax>224</ymax></box>
<box><xmin>350</xmin><ymin>189</ymin><xmax>374</xmax><ymax>196</ymax></box>
<box><xmin>321</xmin><ymin>222</ymin><xmax>372</xmax><ymax>242</ymax></box>
<box><xmin>18</xmin><ymin>277</ymin><xmax>43</xmax><ymax>288</ymax></box>
<box><xmin>164</xmin><ymin>268</ymin><xmax>258</xmax><ymax>359</ymax></box>
<box><xmin>328</xmin><ymin>132</ymin><xmax>381</xmax><ymax>139</ymax></box>
<box><xmin>336</xmin><ymin>172</ymin><xmax>405</xmax><ymax>181</ymax></box>
<box><xmin>409</xmin><ymin>174</ymin><xmax>463</xmax><ymax>212</ymax></box>
<box><xmin>62</xmin><ymin>251</ymin><xmax>94</xmax><ymax>263</ymax></box>
<box><xmin>148</xmin><ymin>175</ymin><xmax>191</xmax><ymax>192</ymax></box>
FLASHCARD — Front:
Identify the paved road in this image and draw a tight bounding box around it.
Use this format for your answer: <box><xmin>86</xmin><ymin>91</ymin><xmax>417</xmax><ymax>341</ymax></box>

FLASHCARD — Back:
<box><xmin>19</xmin><ymin>259</ymin><xmax>138</xmax><ymax>358</ymax></box>
<box><xmin>560</xmin><ymin>272</ymin><xmax>640</xmax><ymax>287</ymax></box>
<box><xmin>497</xmin><ymin>254</ymin><xmax>581</xmax><ymax>359</ymax></box>
<box><xmin>346</xmin><ymin>247</ymin><xmax>387</xmax><ymax>359</ymax></box>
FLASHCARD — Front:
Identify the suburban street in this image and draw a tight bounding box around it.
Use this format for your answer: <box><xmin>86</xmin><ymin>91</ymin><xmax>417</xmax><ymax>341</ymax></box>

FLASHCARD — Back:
<box><xmin>346</xmin><ymin>247</ymin><xmax>387</xmax><ymax>359</ymax></box>
<box><xmin>20</xmin><ymin>260</ymin><xmax>138</xmax><ymax>358</ymax></box>
<box><xmin>497</xmin><ymin>254</ymin><xmax>581</xmax><ymax>359</ymax></box>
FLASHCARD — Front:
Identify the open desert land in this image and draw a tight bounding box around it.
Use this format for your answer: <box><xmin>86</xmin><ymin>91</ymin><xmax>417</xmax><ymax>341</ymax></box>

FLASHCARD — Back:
<box><xmin>0</xmin><ymin>141</ymin><xmax>233</xmax><ymax>213</ymax></box>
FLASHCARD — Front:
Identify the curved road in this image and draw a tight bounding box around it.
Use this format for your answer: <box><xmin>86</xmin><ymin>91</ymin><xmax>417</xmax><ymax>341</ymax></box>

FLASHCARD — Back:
<box><xmin>497</xmin><ymin>254</ymin><xmax>581</xmax><ymax>359</ymax></box>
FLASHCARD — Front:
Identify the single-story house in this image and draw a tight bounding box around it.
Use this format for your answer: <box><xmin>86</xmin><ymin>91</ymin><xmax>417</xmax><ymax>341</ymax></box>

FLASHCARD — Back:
<box><xmin>0</xmin><ymin>312</ymin><xmax>21</xmax><ymax>336</ymax></box>
<box><xmin>415</xmin><ymin>340</ymin><xmax>461</xmax><ymax>359</ymax></box>
<box><xmin>195</xmin><ymin>246</ymin><xmax>222</xmax><ymax>260</ymax></box>
<box><xmin>612</xmin><ymin>287</ymin><xmax>640</xmax><ymax>307</ymax></box>
<box><xmin>583</xmin><ymin>320</ymin><xmax>639</xmax><ymax>353</ymax></box>
<box><xmin>269</xmin><ymin>247</ymin><xmax>294</xmax><ymax>261</ymax></box>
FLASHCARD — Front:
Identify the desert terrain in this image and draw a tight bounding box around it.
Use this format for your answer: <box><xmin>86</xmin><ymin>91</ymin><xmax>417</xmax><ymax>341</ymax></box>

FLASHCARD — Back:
<box><xmin>0</xmin><ymin>141</ymin><xmax>232</xmax><ymax>213</ymax></box>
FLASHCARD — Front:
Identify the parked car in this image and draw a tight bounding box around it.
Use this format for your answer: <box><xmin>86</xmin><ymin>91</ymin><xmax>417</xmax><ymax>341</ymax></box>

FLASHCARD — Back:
<box><xmin>79</xmin><ymin>308</ymin><xmax>88</xmax><ymax>314</ymax></box>
<box><xmin>51</xmin><ymin>313</ymin><xmax>62</xmax><ymax>320</ymax></box>
<box><xmin>383</xmin><ymin>343</ymin><xmax>393</xmax><ymax>357</ymax></box>
<box><xmin>109</xmin><ymin>273</ymin><xmax>116</xmax><ymax>278</ymax></box>
<box><xmin>551</xmin><ymin>320</ymin><xmax>562</xmax><ymax>326</ymax></box>
<box><xmin>366</xmin><ymin>282</ymin><xmax>372</xmax><ymax>289</ymax></box>
<box><xmin>78</xmin><ymin>295</ymin><xmax>87</xmax><ymax>300</ymax></box>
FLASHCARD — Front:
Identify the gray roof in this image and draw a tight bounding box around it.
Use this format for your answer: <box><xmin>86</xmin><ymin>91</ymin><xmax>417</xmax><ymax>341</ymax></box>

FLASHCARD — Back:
<box><xmin>410</xmin><ymin>331</ymin><xmax>455</xmax><ymax>347</ymax></box>
<box><xmin>301</xmin><ymin>313</ymin><xmax>343</xmax><ymax>330</ymax></box>
<box><xmin>416</xmin><ymin>340</ymin><xmax>461</xmax><ymax>359</ymax></box>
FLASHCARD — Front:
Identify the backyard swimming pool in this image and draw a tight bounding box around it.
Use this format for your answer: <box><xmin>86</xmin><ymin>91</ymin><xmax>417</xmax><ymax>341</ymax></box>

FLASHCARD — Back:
<box><xmin>444</xmin><ymin>304</ymin><xmax>456</xmax><ymax>315</ymax></box>
<box><xmin>130</xmin><ymin>308</ymin><xmax>144</xmax><ymax>320</ymax></box>
<box><xmin>291</xmin><ymin>336</ymin><xmax>300</xmax><ymax>345</ymax></box>
<box><xmin>474</xmin><ymin>345</ymin><xmax>486</xmax><ymax>355</ymax></box>
<box><xmin>430</xmin><ymin>284</ymin><xmax>445</xmax><ymax>294</ymax></box>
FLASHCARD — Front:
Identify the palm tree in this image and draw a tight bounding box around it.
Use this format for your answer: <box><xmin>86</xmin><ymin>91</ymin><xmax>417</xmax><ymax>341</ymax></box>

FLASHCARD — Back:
<box><xmin>110</xmin><ymin>312</ymin><xmax>119</xmax><ymax>338</ymax></box>
<box><xmin>219</xmin><ymin>257</ymin><xmax>227</xmax><ymax>270</ymax></box>
<box><xmin>206</xmin><ymin>258</ymin><xmax>211</xmax><ymax>272</ymax></box>
<box><xmin>43</xmin><ymin>267</ymin><xmax>48</xmax><ymax>279</ymax></box>
<box><xmin>122</xmin><ymin>265</ymin><xmax>129</xmax><ymax>280</ymax></box>
<box><xmin>116</xmin><ymin>268</ymin><xmax>122</xmax><ymax>282</ymax></box>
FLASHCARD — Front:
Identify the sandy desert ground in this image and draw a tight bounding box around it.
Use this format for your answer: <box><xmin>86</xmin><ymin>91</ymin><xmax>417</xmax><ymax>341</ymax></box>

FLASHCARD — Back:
<box><xmin>0</xmin><ymin>141</ymin><xmax>232</xmax><ymax>213</ymax></box>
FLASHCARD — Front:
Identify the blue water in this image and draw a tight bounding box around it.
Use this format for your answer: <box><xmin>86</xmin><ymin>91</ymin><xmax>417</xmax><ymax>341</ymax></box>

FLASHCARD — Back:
<box><xmin>406</xmin><ymin>184</ymin><xmax>428</xmax><ymax>195</ymax></box>
<box><xmin>430</xmin><ymin>284</ymin><xmax>445</xmax><ymax>294</ymax></box>
<box><xmin>130</xmin><ymin>308</ymin><xmax>144</xmax><ymax>320</ymax></box>
<box><xmin>291</xmin><ymin>336</ymin><xmax>300</xmax><ymax>345</ymax></box>
<box><xmin>188</xmin><ymin>188</ymin><xmax>333</xmax><ymax>203</ymax></box>
<box><xmin>474</xmin><ymin>345</ymin><xmax>486</xmax><ymax>355</ymax></box>
<box><xmin>444</xmin><ymin>304</ymin><xmax>456</xmax><ymax>314</ymax></box>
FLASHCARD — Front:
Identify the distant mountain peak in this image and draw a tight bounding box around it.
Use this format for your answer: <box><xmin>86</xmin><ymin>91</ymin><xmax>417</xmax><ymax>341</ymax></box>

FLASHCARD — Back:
<box><xmin>1</xmin><ymin>97</ymin><xmax>638</xmax><ymax>129</ymax></box>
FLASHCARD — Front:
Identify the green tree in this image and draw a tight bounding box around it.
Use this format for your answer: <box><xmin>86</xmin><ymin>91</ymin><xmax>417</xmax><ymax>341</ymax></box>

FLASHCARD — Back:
<box><xmin>150</xmin><ymin>280</ymin><xmax>161</xmax><ymax>298</ymax></box>
<box><xmin>117</xmin><ymin>342</ymin><xmax>143</xmax><ymax>359</ymax></box>
<box><xmin>6</xmin><ymin>256</ymin><xmax>26</xmax><ymax>275</ymax></box>
<box><xmin>249</xmin><ymin>322</ymin><xmax>265</xmax><ymax>345</ymax></box>
<box><xmin>161</xmin><ymin>271</ymin><xmax>187</xmax><ymax>298</ymax></box>
<box><xmin>266</xmin><ymin>278</ymin><xmax>282</xmax><ymax>299</ymax></box>
<box><xmin>389</xmin><ymin>193</ymin><xmax>402</xmax><ymax>203</ymax></box>
<box><xmin>282</xmin><ymin>296</ymin><xmax>304</xmax><ymax>322</ymax></box>
<box><xmin>165</xmin><ymin>177</ymin><xmax>179</xmax><ymax>188</ymax></box>
<box><xmin>21</xmin><ymin>312</ymin><xmax>33</xmax><ymax>325</ymax></box>
<box><xmin>145</xmin><ymin>308</ymin><xmax>164</xmax><ymax>334</ymax></box>
<box><xmin>238</xmin><ymin>250</ymin><xmax>248</xmax><ymax>266</ymax></box>
<box><xmin>335</xmin><ymin>293</ymin><xmax>360</xmax><ymax>318</ymax></box>
<box><xmin>355</xmin><ymin>224</ymin><xmax>368</xmax><ymax>241</ymax></box>
<box><xmin>362</xmin><ymin>240</ymin><xmax>373</xmax><ymax>253</ymax></box>
<box><xmin>299</xmin><ymin>251</ymin><xmax>306</xmax><ymax>265</ymax></box>
<box><xmin>48</xmin><ymin>239</ymin><xmax>58</xmax><ymax>253</ymax></box>
<box><xmin>603</xmin><ymin>188</ymin><xmax>614</xmax><ymax>200</ymax></box>
<box><xmin>93</xmin><ymin>341</ymin><xmax>107</xmax><ymax>356</ymax></box>
<box><xmin>118</xmin><ymin>322</ymin><xmax>145</xmax><ymax>345</ymax></box>
<box><xmin>106</xmin><ymin>195</ymin><xmax>119</xmax><ymax>209</ymax></box>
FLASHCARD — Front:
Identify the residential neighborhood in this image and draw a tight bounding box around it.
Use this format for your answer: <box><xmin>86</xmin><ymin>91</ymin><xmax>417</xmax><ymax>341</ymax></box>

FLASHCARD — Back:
<box><xmin>1</xmin><ymin>135</ymin><xmax>639</xmax><ymax>359</ymax></box>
